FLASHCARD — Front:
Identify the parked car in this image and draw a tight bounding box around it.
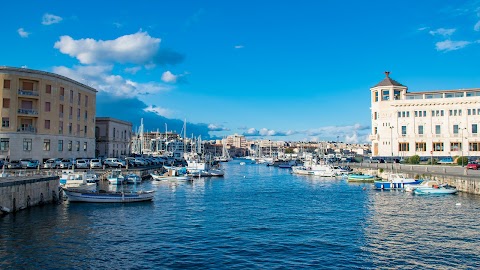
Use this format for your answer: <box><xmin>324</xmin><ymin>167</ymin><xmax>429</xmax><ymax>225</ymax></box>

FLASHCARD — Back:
<box><xmin>44</xmin><ymin>158</ymin><xmax>62</xmax><ymax>169</ymax></box>
<box><xmin>26</xmin><ymin>160</ymin><xmax>40</xmax><ymax>169</ymax></box>
<box><xmin>60</xmin><ymin>158</ymin><xmax>74</xmax><ymax>169</ymax></box>
<box><xmin>466</xmin><ymin>163</ymin><xmax>480</xmax><ymax>170</ymax></box>
<box><xmin>89</xmin><ymin>159</ymin><xmax>102</xmax><ymax>169</ymax></box>
<box><xmin>103</xmin><ymin>158</ymin><xmax>126</xmax><ymax>168</ymax></box>
<box><xmin>20</xmin><ymin>159</ymin><xmax>32</xmax><ymax>168</ymax></box>
<box><xmin>75</xmin><ymin>159</ymin><xmax>89</xmax><ymax>169</ymax></box>
<box><xmin>7</xmin><ymin>160</ymin><xmax>22</xmax><ymax>169</ymax></box>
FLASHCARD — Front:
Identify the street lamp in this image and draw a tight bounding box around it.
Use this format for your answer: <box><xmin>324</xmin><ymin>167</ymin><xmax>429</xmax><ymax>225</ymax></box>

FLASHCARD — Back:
<box><xmin>461</xmin><ymin>127</ymin><xmax>467</xmax><ymax>167</ymax></box>
<box><xmin>390</xmin><ymin>126</ymin><xmax>394</xmax><ymax>170</ymax></box>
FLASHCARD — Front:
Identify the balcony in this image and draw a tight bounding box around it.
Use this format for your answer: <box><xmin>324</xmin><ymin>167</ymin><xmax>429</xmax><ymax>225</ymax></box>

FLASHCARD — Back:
<box><xmin>59</xmin><ymin>95</ymin><xmax>65</xmax><ymax>101</ymax></box>
<box><xmin>17</xmin><ymin>125</ymin><xmax>37</xmax><ymax>133</ymax></box>
<box><xmin>18</xmin><ymin>108</ymin><xmax>39</xmax><ymax>116</ymax></box>
<box><xmin>18</xmin><ymin>89</ymin><xmax>39</xmax><ymax>97</ymax></box>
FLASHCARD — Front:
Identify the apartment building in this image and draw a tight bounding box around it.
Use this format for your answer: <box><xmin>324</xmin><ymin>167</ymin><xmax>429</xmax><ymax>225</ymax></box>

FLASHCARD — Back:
<box><xmin>0</xmin><ymin>67</ymin><xmax>96</xmax><ymax>161</ymax></box>
<box><xmin>370</xmin><ymin>71</ymin><xmax>480</xmax><ymax>159</ymax></box>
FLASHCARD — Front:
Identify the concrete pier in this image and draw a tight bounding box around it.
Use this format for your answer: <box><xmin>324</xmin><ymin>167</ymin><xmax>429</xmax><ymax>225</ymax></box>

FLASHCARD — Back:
<box><xmin>0</xmin><ymin>176</ymin><xmax>60</xmax><ymax>213</ymax></box>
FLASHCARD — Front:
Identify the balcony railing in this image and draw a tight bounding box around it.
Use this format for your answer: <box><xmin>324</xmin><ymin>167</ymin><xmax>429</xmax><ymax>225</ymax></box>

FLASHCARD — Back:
<box><xmin>18</xmin><ymin>108</ymin><xmax>39</xmax><ymax>115</ymax></box>
<box><xmin>59</xmin><ymin>112</ymin><xmax>64</xmax><ymax>118</ymax></box>
<box><xmin>59</xmin><ymin>95</ymin><xmax>64</xmax><ymax>101</ymax></box>
<box><xmin>18</xmin><ymin>89</ymin><xmax>39</xmax><ymax>97</ymax></box>
<box><xmin>17</xmin><ymin>126</ymin><xmax>37</xmax><ymax>133</ymax></box>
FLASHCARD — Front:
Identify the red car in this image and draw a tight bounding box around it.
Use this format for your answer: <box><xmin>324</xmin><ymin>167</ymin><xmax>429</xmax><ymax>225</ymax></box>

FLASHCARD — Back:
<box><xmin>466</xmin><ymin>163</ymin><xmax>480</xmax><ymax>170</ymax></box>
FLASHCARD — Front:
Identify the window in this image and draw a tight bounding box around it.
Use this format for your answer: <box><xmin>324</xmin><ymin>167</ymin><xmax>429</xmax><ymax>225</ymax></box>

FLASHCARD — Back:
<box><xmin>450</xmin><ymin>142</ymin><xmax>461</xmax><ymax>151</ymax></box>
<box><xmin>58</xmin><ymin>140</ymin><xmax>63</xmax><ymax>151</ymax></box>
<box><xmin>374</xmin><ymin>91</ymin><xmax>378</xmax><ymax>102</ymax></box>
<box><xmin>59</xmin><ymin>104</ymin><xmax>64</xmax><ymax>117</ymax></box>
<box><xmin>435</xmin><ymin>125</ymin><xmax>441</xmax><ymax>135</ymax></box>
<box><xmin>2</xmin><ymin>117</ymin><xmax>9</xmax><ymax>128</ymax></box>
<box><xmin>43</xmin><ymin>139</ymin><xmax>50</xmax><ymax>151</ymax></box>
<box><xmin>374</xmin><ymin>127</ymin><xmax>378</xmax><ymax>135</ymax></box>
<box><xmin>469</xmin><ymin>142</ymin><xmax>480</xmax><ymax>151</ymax></box>
<box><xmin>83</xmin><ymin>142</ymin><xmax>87</xmax><ymax>151</ymax></box>
<box><xmin>77</xmin><ymin>108</ymin><xmax>80</xmax><ymax>120</ymax></box>
<box><xmin>399</xmin><ymin>142</ymin><xmax>409</xmax><ymax>151</ymax></box>
<box><xmin>78</xmin><ymin>93</ymin><xmax>81</xmax><ymax>105</ymax></box>
<box><xmin>84</xmin><ymin>110</ymin><xmax>88</xmax><ymax>120</ymax></box>
<box><xmin>382</xmin><ymin>90</ymin><xmax>390</xmax><ymax>101</ymax></box>
<box><xmin>394</xmin><ymin>90</ymin><xmax>401</xmax><ymax>100</ymax></box>
<box><xmin>85</xmin><ymin>95</ymin><xmax>89</xmax><ymax>107</ymax></box>
<box><xmin>69</xmin><ymin>123</ymin><xmax>72</xmax><ymax>135</ymax></box>
<box><xmin>68</xmin><ymin>141</ymin><xmax>72</xmax><ymax>151</ymax></box>
<box><xmin>59</xmin><ymin>121</ymin><xmax>63</xmax><ymax>134</ymax></box>
<box><xmin>45</xmin><ymin>102</ymin><xmax>51</xmax><ymax>112</ymax></box>
<box><xmin>453</xmin><ymin>125</ymin><xmax>459</xmax><ymax>135</ymax></box>
<box><xmin>418</xmin><ymin>125</ymin><xmax>424</xmax><ymax>135</ymax></box>
<box><xmin>0</xmin><ymin>138</ymin><xmax>9</xmax><ymax>151</ymax></box>
<box><xmin>69</xmin><ymin>106</ymin><xmax>73</xmax><ymax>119</ymax></box>
<box><xmin>401</xmin><ymin>126</ymin><xmax>407</xmax><ymax>136</ymax></box>
<box><xmin>3</xmin><ymin>80</ymin><xmax>11</xmax><ymax>89</ymax></box>
<box><xmin>3</xmin><ymin>98</ymin><xmax>10</xmax><ymax>108</ymax></box>
<box><xmin>70</xmin><ymin>90</ymin><xmax>74</xmax><ymax>103</ymax></box>
<box><xmin>44</xmin><ymin>120</ymin><xmax>50</xmax><ymax>129</ymax></box>
<box><xmin>60</xmin><ymin>87</ymin><xmax>65</xmax><ymax>100</ymax></box>
<box><xmin>472</xmin><ymin>124</ymin><xmax>478</xmax><ymax>134</ymax></box>
<box><xmin>23</xmin><ymin>138</ymin><xmax>32</xmax><ymax>151</ymax></box>
<box><xmin>433</xmin><ymin>142</ymin><xmax>444</xmax><ymax>151</ymax></box>
<box><xmin>415</xmin><ymin>142</ymin><xmax>426</xmax><ymax>152</ymax></box>
<box><xmin>113</xmin><ymin>128</ymin><xmax>116</xmax><ymax>138</ymax></box>
<box><xmin>76</xmin><ymin>141</ymin><xmax>80</xmax><ymax>151</ymax></box>
<box><xmin>46</xmin><ymin>84</ymin><xmax>52</xmax><ymax>94</ymax></box>
<box><xmin>77</xmin><ymin>124</ymin><xmax>80</xmax><ymax>134</ymax></box>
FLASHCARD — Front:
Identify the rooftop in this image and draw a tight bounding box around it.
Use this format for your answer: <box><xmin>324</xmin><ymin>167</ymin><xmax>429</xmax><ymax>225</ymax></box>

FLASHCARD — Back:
<box><xmin>373</xmin><ymin>71</ymin><xmax>405</xmax><ymax>87</ymax></box>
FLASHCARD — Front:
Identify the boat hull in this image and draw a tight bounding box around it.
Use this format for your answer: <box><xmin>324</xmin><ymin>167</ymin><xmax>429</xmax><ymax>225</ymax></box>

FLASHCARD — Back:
<box><xmin>374</xmin><ymin>180</ymin><xmax>423</xmax><ymax>190</ymax></box>
<box><xmin>63</xmin><ymin>189</ymin><xmax>155</xmax><ymax>202</ymax></box>
<box><xmin>413</xmin><ymin>187</ymin><xmax>458</xmax><ymax>195</ymax></box>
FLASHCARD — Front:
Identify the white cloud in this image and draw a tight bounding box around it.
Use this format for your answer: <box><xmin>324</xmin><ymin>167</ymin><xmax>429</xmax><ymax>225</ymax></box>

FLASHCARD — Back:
<box><xmin>53</xmin><ymin>65</ymin><xmax>171</xmax><ymax>97</ymax></box>
<box><xmin>42</xmin><ymin>13</ymin><xmax>63</xmax><ymax>25</ymax></box>
<box><xmin>429</xmin><ymin>28</ymin><xmax>456</xmax><ymax>37</ymax></box>
<box><xmin>234</xmin><ymin>45</ymin><xmax>244</xmax><ymax>49</ymax></box>
<box><xmin>417</xmin><ymin>27</ymin><xmax>429</xmax><ymax>31</ymax></box>
<box><xmin>161</xmin><ymin>71</ymin><xmax>177</xmax><ymax>83</ymax></box>
<box><xmin>435</xmin><ymin>40</ymin><xmax>471</xmax><ymax>51</ymax></box>
<box><xmin>54</xmin><ymin>31</ymin><xmax>161</xmax><ymax>65</ymax></box>
<box><xmin>124</xmin><ymin>66</ymin><xmax>142</xmax><ymax>74</ymax></box>
<box><xmin>17</xmin><ymin>28</ymin><xmax>30</xmax><ymax>38</ymax></box>
<box><xmin>243</xmin><ymin>127</ymin><xmax>298</xmax><ymax>137</ymax></box>
<box><xmin>208</xmin><ymin>124</ymin><xmax>230</xmax><ymax>131</ymax></box>
<box><xmin>113</xmin><ymin>22</ymin><xmax>123</xmax><ymax>28</ymax></box>
<box><xmin>474</xmin><ymin>21</ymin><xmax>480</xmax><ymax>31</ymax></box>
<box><xmin>144</xmin><ymin>105</ymin><xmax>172</xmax><ymax>117</ymax></box>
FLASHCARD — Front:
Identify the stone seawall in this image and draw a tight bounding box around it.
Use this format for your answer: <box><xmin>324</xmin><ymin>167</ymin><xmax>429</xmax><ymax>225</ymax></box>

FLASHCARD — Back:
<box><xmin>353</xmin><ymin>166</ymin><xmax>480</xmax><ymax>195</ymax></box>
<box><xmin>0</xmin><ymin>176</ymin><xmax>60</xmax><ymax>213</ymax></box>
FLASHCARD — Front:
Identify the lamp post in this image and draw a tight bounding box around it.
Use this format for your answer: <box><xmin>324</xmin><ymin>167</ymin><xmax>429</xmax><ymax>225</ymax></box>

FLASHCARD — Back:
<box><xmin>390</xmin><ymin>126</ymin><xmax>394</xmax><ymax>170</ymax></box>
<box><xmin>461</xmin><ymin>127</ymin><xmax>466</xmax><ymax>167</ymax></box>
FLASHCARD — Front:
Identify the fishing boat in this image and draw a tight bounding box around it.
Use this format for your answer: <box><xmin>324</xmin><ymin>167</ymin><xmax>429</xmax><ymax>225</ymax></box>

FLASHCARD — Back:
<box><xmin>374</xmin><ymin>173</ymin><xmax>423</xmax><ymax>190</ymax></box>
<box><xmin>107</xmin><ymin>169</ymin><xmax>125</xmax><ymax>185</ymax></box>
<box><xmin>151</xmin><ymin>168</ymin><xmax>191</xmax><ymax>181</ymax></box>
<box><xmin>62</xmin><ymin>188</ymin><xmax>155</xmax><ymax>203</ymax></box>
<box><xmin>125</xmin><ymin>174</ymin><xmax>142</xmax><ymax>184</ymax></box>
<box><xmin>413</xmin><ymin>184</ymin><xmax>458</xmax><ymax>195</ymax></box>
<box><xmin>404</xmin><ymin>180</ymin><xmax>439</xmax><ymax>192</ymax></box>
<box><xmin>59</xmin><ymin>170</ymin><xmax>96</xmax><ymax>191</ymax></box>
<box><xmin>347</xmin><ymin>173</ymin><xmax>377</xmax><ymax>182</ymax></box>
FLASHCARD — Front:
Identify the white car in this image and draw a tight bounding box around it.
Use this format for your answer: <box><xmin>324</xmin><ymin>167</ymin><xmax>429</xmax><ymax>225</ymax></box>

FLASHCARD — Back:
<box><xmin>90</xmin><ymin>159</ymin><xmax>102</xmax><ymax>169</ymax></box>
<box><xmin>75</xmin><ymin>159</ymin><xmax>89</xmax><ymax>169</ymax></box>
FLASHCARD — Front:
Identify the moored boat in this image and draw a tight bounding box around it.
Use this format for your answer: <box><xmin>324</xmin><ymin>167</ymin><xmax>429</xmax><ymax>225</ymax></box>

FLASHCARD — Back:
<box><xmin>347</xmin><ymin>173</ymin><xmax>377</xmax><ymax>182</ymax></box>
<box><xmin>60</xmin><ymin>170</ymin><xmax>96</xmax><ymax>191</ymax></box>
<box><xmin>374</xmin><ymin>173</ymin><xmax>423</xmax><ymax>190</ymax></box>
<box><xmin>107</xmin><ymin>169</ymin><xmax>125</xmax><ymax>185</ymax></box>
<box><xmin>413</xmin><ymin>184</ymin><xmax>458</xmax><ymax>195</ymax></box>
<box><xmin>62</xmin><ymin>188</ymin><xmax>155</xmax><ymax>203</ymax></box>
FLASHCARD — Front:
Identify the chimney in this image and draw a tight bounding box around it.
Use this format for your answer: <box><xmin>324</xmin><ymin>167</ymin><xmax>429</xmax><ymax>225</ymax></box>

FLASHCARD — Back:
<box><xmin>385</xmin><ymin>71</ymin><xmax>390</xmax><ymax>77</ymax></box>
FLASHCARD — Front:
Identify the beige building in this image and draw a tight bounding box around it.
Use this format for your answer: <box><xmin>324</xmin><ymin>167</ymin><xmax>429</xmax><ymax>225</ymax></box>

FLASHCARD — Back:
<box><xmin>0</xmin><ymin>67</ymin><xmax>96</xmax><ymax>161</ymax></box>
<box><xmin>224</xmin><ymin>134</ymin><xmax>247</xmax><ymax>148</ymax></box>
<box><xmin>95</xmin><ymin>117</ymin><xmax>132</xmax><ymax>158</ymax></box>
<box><xmin>370</xmin><ymin>71</ymin><xmax>480</xmax><ymax>159</ymax></box>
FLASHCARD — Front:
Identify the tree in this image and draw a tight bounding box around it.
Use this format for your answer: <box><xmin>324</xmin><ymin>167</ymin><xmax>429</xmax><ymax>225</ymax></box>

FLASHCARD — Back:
<box><xmin>409</xmin><ymin>155</ymin><xmax>420</xmax><ymax>164</ymax></box>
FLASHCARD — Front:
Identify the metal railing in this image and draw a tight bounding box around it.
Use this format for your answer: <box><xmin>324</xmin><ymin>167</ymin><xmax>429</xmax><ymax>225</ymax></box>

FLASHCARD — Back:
<box><xmin>18</xmin><ymin>89</ymin><xmax>39</xmax><ymax>96</ymax></box>
<box><xmin>17</xmin><ymin>126</ymin><xmax>37</xmax><ymax>133</ymax></box>
<box><xmin>17</xmin><ymin>108</ymin><xmax>39</xmax><ymax>115</ymax></box>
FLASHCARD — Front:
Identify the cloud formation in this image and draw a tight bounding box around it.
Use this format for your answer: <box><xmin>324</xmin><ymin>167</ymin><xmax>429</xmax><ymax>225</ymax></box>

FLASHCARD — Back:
<box><xmin>234</xmin><ymin>45</ymin><xmax>244</xmax><ymax>49</ymax></box>
<box><xmin>208</xmin><ymin>124</ymin><xmax>230</xmax><ymax>131</ymax></box>
<box><xmin>17</xmin><ymin>28</ymin><xmax>30</xmax><ymax>38</ymax></box>
<box><xmin>243</xmin><ymin>128</ymin><xmax>298</xmax><ymax>137</ymax></box>
<box><xmin>161</xmin><ymin>70</ymin><xmax>188</xmax><ymax>83</ymax></box>
<box><xmin>42</xmin><ymin>13</ymin><xmax>63</xmax><ymax>25</ymax></box>
<box><xmin>53</xmin><ymin>65</ymin><xmax>171</xmax><ymax>97</ymax></box>
<box><xmin>54</xmin><ymin>31</ymin><xmax>184</xmax><ymax>66</ymax></box>
<box><xmin>143</xmin><ymin>105</ymin><xmax>172</xmax><ymax>117</ymax></box>
<box><xmin>429</xmin><ymin>28</ymin><xmax>456</xmax><ymax>37</ymax></box>
<box><xmin>435</xmin><ymin>40</ymin><xmax>471</xmax><ymax>51</ymax></box>
<box><xmin>475</xmin><ymin>21</ymin><xmax>480</xmax><ymax>31</ymax></box>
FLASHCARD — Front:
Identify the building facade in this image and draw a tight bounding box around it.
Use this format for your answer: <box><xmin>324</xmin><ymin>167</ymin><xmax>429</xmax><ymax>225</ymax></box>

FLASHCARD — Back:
<box><xmin>224</xmin><ymin>134</ymin><xmax>247</xmax><ymax>149</ymax></box>
<box><xmin>0</xmin><ymin>67</ymin><xmax>96</xmax><ymax>161</ymax></box>
<box><xmin>370</xmin><ymin>71</ymin><xmax>480</xmax><ymax>159</ymax></box>
<box><xmin>95</xmin><ymin>117</ymin><xmax>132</xmax><ymax>158</ymax></box>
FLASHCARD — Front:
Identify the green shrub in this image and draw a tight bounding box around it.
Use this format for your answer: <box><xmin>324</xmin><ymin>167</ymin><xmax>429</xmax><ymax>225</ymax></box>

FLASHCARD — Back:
<box><xmin>379</xmin><ymin>168</ymin><xmax>384</xmax><ymax>173</ymax></box>
<box><xmin>456</xmin><ymin>156</ymin><xmax>468</xmax><ymax>166</ymax></box>
<box><xmin>409</xmin><ymin>155</ymin><xmax>420</xmax><ymax>164</ymax></box>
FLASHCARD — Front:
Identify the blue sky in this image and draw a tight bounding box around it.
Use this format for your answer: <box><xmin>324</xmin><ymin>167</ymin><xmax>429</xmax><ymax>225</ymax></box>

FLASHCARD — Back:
<box><xmin>2</xmin><ymin>1</ymin><xmax>480</xmax><ymax>143</ymax></box>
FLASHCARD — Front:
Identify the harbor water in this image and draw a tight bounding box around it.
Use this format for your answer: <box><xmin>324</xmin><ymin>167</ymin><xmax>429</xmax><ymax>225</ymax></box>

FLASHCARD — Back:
<box><xmin>1</xmin><ymin>160</ymin><xmax>480</xmax><ymax>269</ymax></box>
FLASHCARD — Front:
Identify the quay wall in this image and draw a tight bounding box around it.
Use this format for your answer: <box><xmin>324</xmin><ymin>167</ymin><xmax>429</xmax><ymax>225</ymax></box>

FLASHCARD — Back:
<box><xmin>352</xmin><ymin>164</ymin><xmax>480</xmax><ymax>195</ymax></box>
<box><xmin>0</xmin><ymin>176</ymin><xmax>60</xmax><ymax>213</ymax></box>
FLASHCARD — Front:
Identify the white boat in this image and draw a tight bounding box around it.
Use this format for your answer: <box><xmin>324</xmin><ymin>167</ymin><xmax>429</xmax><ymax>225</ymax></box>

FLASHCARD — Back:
<box><xmin>374</xmin><ymin>173</ymin><xmax>423</xmax><ymax>190</ymax></box>
<box><xmin>404</xmin><ymin>180</ymin><xmax>439</xmax><ymax>192</ymax></box>
<box><xmin>125</xmin><ymin>174</ymin><xmax>142</xmax><ymax>184</ymax></box>
<box><xmin>291</xmin><ymin>163</ymin><xmax>337</xmax><ymax>177</ymax></box>
<box><xmin>59</xmin><ymin>170</ymin><xmax>96</xmax><ymax>191</ymax></box>
<box><xmin>405</xmin><ymin>180</ymin><xmax>458</xmax><ymax>195</ymax></box>
<box><xmin>151</xmin><ymin>168</ymin><xmax>191</xmax><ymax>181</ymax></box>
<box><xmin>62</xmin><ymin>188</ymin><xmax>155</xmax><ymax>203</ymax></box>
<box><xmin>107</xmin><ymin>169</ymin><xmax>125</xmax><ymax>185</ymax></box>
<box><xmin>186</xmin><ymin>159</ymin><xmax>225</xmax><ymax>177</ymax></box>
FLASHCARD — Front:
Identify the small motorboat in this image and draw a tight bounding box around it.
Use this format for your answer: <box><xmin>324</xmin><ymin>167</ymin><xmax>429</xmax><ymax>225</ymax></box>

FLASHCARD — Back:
<box><xmin>413</xmin><ymin>184</ymin><xmax>458</xmax><ymax>195</ymax></box>
<box><xmin>347</xmin><ymin>173</ymin><xmax>377</xmax><ymax>182</ymax></box>
<box><xmin>62</xmin><ymin>188</ymin><xmax>155</xmax><ymax>203</ymax></box>
<box><xmin>374</xmin><ymin>173</ymin><xmax>423</xmax><ymax>190</ymax></box>
<box><xmin>125</xmin><ymin>174</ymin><xmax>141</xmax><ymax>184</ymax></box>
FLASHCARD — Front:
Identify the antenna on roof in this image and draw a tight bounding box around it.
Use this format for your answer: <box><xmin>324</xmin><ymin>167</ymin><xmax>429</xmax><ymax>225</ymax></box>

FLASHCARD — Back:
<box><xmin>385</xmin><ymin>71</ymin><xmax>390</xmax><ymax>77</ymax></box>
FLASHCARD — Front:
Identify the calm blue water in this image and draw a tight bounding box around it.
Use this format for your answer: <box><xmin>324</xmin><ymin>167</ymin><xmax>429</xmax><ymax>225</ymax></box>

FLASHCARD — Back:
<box><xmin>1</xmin><ymin>160</ymin><xmax>480</xmax><ymax>269</ymax></box>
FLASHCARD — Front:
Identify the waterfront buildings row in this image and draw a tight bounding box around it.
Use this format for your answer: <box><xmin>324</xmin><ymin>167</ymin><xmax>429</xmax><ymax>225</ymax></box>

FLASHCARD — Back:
<box><xmin>370</xmin><ymin>71</ymin><xmax>480</xmax><ymax>159</ymax></box>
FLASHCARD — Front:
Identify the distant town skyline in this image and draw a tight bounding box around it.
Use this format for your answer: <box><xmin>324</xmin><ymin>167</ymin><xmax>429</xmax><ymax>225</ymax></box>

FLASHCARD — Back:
<box><xmin>2</xmin><ymin>1</ymin><xmax>480</xmax><ymax>143</ymax></box>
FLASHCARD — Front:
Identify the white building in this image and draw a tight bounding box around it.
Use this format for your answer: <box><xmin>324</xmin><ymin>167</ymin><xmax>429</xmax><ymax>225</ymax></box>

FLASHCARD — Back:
<box><xmin>370</xmin><ymin>72</ymin><xmax>480</xmax><ymax>159</ymax></box>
